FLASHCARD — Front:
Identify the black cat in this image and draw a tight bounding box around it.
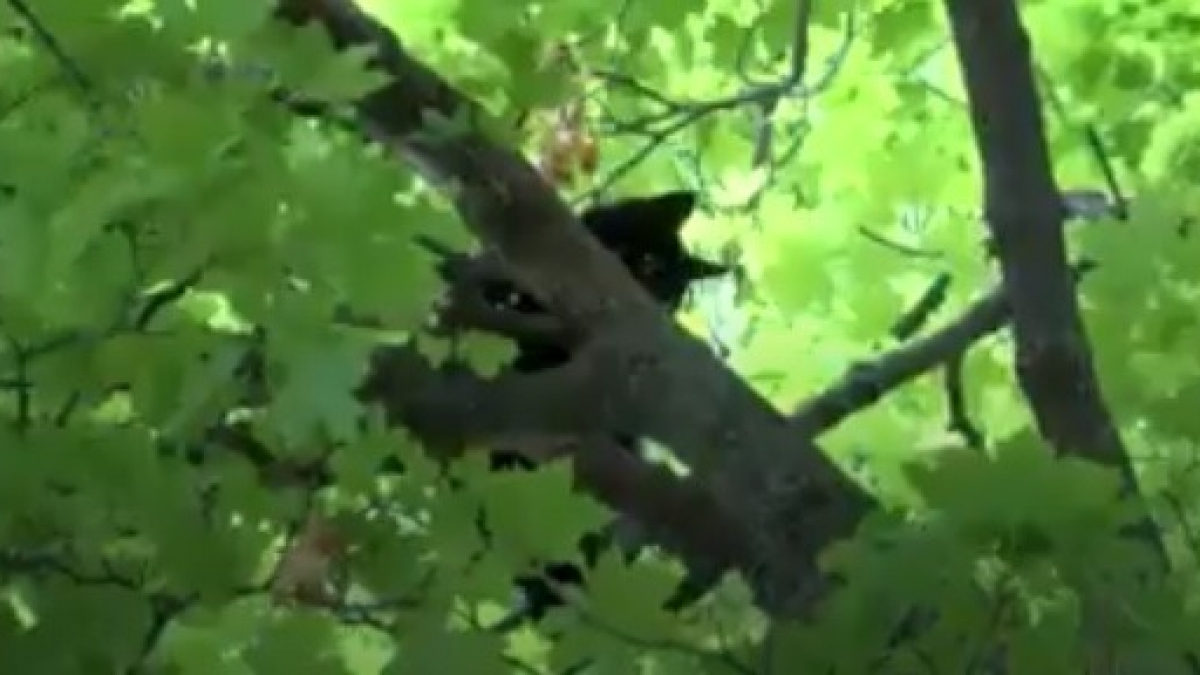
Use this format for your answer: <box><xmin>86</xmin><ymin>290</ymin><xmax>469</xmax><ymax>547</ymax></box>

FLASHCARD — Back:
<box><xmin>483</xmin><ymin>190</ymin><xmax>727</xmax><ymax>372</ymax></box>
<box><xmin>482</xmin><ymin>190</ymin><xmax>727</xmax><ymax>629</ymax></box>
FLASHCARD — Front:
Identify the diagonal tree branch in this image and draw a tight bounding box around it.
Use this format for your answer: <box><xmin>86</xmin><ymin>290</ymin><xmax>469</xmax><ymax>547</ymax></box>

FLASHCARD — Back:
<box><xmin>274</xmin><ymin>0</ymin><xmax>872</xmax><ymax>616</ymax></box>
<box><xmin>359</xmin><ymin>345</ymin><xmax>615</xmax><ymax>447</ymax></box>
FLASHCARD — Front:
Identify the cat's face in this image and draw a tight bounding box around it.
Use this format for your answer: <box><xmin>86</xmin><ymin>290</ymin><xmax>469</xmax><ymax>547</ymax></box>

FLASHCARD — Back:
<box><xmin>580</xmin><ymin>191</ymin><xmax>727</xmax><ymax>308</ymax></box>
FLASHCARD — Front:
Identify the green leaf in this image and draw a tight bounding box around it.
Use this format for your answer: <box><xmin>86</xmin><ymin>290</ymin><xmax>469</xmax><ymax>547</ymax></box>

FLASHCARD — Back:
<box><xmin>384</xmin><ymin>621</ymin><xmax>508</xmax><ymax>675</ymax></box>
<box><xmin>905</xmin><ymin>431</ymin><xmax>1129</xmax><ymax>559</ymax></box>
<box><xmin>869</xmin><ymin>0</ymin><xmax>937</xmax><ymax>59</ymax></box>
<box><xmin>263</xmin><ymin>321</ymin><xmax>373</xmax><ymax>448</ymax></box>
<box><xmin>12</xmin><ymin>581</ymin><xmax>154</xmax><ymax>671</ymax></box>
<box><xmin>242</xmin><ymin>612</ymin><xmax>349</xmax><ymax>675</ymax></box>
<box><xmin>582</xmin><ymin>550</ymin><xmax>681</xmax><ymax>641</ymax></box>
<box><xmin>476</xmin><ymin>460</ymin><xmax>611</xmax><ymax>566</ymax></box>
<box><xmin>154</xmin><ymin>0</ymin><xmax>276</xmax><ymax>44</ymax></box>
<box><xmin>297</xmin><ymin>45</ymin><xmax>390</xmax><ymax>103</ymax></box>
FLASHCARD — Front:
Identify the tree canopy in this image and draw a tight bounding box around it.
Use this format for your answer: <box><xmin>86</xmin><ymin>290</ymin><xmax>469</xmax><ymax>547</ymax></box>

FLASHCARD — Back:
<box><xmin>2</xmin><ymin>0</ymin><xmax>1200</xmax><ymax>672</ymax></box>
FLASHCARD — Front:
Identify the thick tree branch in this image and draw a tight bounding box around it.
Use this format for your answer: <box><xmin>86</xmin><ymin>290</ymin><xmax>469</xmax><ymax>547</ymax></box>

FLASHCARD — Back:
<box><xmin>942</xmin><ymin>1</ymin><xmax>1175</xmax><ymax>577</ymax></box>
<box><xmin>275</xmin><ymin>0</ymin><xmax>872</xmax><ymax>616</ymax></box>
<box><xmin>940</xmin><ymin>1</ymin><xmax>1130</xmax><ymax>472</ymax></box>
<box><xmin>359</xmin><ymin>345</ymin><xmax>612</xmax><ymax>447</ymax></box>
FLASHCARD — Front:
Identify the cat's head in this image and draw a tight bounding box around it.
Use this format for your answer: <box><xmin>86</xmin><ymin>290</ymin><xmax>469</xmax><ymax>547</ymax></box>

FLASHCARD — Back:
<box><xmin>580</xmin><ymin>190</ymin><xmax>698</xmax><ymax>240</ymax></box>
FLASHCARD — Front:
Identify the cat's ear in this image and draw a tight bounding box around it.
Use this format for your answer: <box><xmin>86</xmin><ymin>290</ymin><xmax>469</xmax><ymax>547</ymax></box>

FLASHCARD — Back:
<box><xmin>645</xmin><ymin>190</ymin><xmax>698</xmax><ymax>231</ymax></box>
<box><xmin>580</xmin><ymin>190</ymin><xmax>698</xmax><ymax>236</ymax></box>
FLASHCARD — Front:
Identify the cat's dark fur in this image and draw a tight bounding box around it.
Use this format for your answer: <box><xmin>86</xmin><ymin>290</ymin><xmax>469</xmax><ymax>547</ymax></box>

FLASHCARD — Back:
<box><xmin>483</xmin><ymin>190</ymin><xmax>726</xmax><ymax>373</ymax></box>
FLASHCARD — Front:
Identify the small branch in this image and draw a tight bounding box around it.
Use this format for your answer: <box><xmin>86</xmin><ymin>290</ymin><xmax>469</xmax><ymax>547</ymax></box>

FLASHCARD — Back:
<box><xmin>792</xmin><ymin>284</ymin><xmax>1009</xmax><ymax>436</ymax></box>
<box><xmin>943</xmin><ymin>352</ymin><xmax>985</xmax><ymax>450</ymax></box>
<box><xmin>5</xmin><ymin>0</ymin><xmax>93</xmax><ymax>95</ymax></box>
<box><xmin>889</xmin><ymin>272</ymin><xmax>952</xmax><ymax>342</ymax></box>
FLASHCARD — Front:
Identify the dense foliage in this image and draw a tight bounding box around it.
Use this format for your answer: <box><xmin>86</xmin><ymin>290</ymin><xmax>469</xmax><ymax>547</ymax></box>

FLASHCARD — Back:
<box><xmin>2</xmin><ymin>0</ymin><xmax>1200</xmax><ymax>673</ymax></box>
